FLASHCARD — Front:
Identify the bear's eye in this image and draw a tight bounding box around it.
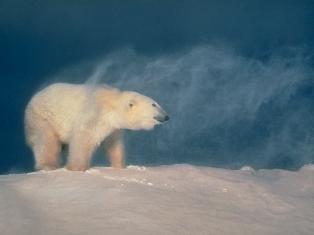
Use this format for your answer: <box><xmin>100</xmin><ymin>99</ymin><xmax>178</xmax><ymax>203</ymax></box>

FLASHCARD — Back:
<box><xmin>152</xmin><ymin>103</ymin><xmax>157</xmax><ymax>107</ymax></box>
<box><xmin>129</xmin><ymin>103</ymin><xmax>134</xmax><ymax>108</ymax></box>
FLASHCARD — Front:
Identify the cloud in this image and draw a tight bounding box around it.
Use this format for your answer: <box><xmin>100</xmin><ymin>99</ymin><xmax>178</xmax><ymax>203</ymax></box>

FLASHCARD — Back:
<box><xmin>50</xmin><ymin>45</ymin><xmax>313</xmax><ymax>169</ymax></box>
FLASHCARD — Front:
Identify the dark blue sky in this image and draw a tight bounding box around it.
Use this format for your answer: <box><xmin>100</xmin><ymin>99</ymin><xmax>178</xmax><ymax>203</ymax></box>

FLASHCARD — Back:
<box><xmin>1</xmin><ymin>0</ymin><xmax>314</xmax><ymax>173</ymax></box>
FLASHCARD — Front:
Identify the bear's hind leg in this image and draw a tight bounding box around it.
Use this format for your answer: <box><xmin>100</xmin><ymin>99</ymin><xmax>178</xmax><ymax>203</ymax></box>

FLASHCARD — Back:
<box><xmin>32</xmin><ymin>130</ymin><xmax>61</xmax><ymax>171</ymax></box>
<box><xmin>66</xmin><ymin>133</ymin><xmax>96</xmax><ymax>171</ymax></box>
<box><xmin>26</xmin><ymin>108</ymin><xmax>61</xmax><ymax>171</ymax></box>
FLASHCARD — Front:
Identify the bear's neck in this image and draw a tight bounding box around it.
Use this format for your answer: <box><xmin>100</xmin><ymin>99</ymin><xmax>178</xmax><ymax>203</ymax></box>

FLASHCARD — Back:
<box><xmin>99</xmin><ymin>110</ymin><xmax>123</xmax><ymax>130</ymax></box>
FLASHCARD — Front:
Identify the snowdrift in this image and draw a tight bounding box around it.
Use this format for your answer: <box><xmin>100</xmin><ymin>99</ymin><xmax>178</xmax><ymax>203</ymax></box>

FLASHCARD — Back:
<box><xmin>0</xmin><ymin>164</ymin><xmax>313</xmax><ymax>235</ymax></box>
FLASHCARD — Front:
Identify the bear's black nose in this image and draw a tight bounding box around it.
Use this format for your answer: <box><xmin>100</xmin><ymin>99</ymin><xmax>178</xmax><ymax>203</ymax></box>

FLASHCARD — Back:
<box><xmin>154</xmin><ymin>115</ymin><xmax>170</xmax><ymax>123</ymax></box>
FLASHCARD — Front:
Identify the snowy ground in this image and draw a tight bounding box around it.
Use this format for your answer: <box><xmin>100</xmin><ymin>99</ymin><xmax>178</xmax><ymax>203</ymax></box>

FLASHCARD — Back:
<box><xmin>0</xmin><ymin>164</ymin><xmax>313</xmax><ymax>235</ymax></box>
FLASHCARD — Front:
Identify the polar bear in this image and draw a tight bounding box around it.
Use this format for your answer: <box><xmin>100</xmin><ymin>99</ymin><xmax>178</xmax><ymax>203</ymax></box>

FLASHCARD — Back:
<box><xmin>25</xmin><ymin>83</ymin><xmax>169</xmax><ymax>171</ymax></box>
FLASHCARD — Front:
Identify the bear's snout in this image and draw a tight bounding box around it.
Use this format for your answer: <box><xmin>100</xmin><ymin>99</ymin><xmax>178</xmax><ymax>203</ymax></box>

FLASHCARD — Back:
<box><xmin>154</xmin><ymin>114</ymin><xmax>170</xmax><ymax>123</ymax></box>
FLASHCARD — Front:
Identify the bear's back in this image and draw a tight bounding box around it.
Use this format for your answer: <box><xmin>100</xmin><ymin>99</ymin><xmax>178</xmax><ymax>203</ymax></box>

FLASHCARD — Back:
<box><xmin>26</xmin><ymin>83</ymin><xmax>122</xmax><ymax>143</ymax></box>
<box><xmin>27</xmin><ymin>83</ymin><xmax>97</xmax><ymax>142</ymax></box>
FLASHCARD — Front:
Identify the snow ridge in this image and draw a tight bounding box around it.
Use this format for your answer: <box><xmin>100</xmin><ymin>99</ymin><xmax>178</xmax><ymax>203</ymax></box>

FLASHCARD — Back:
<box><xmin>0</xmin><ymin>164</ymin><xmax>313</xmax><ymax>235</ymax></box>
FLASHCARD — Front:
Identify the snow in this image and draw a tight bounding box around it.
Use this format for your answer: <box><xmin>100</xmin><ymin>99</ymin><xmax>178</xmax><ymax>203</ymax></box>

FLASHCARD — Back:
<box><xmin>0</xmin><ymin>164</ymin><xmax>313</xmax><ymax>235</ymax></box>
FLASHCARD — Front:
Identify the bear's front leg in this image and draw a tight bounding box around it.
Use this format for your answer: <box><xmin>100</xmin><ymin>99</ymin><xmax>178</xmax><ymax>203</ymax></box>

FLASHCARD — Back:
<box><xmin>66</xmin><ymin>133</ymin><xmax>96</xmax><ymax>171</ymax></box>
<box><xmin>103</xmin><ymin>130</ymin><xmax>125</xmax><ymax>169</ymax></box>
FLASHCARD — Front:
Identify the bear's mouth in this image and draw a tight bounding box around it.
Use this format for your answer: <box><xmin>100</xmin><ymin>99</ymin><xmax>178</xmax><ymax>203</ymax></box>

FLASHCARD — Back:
<box><xmin>154</xmin><ymin>115</ymin><xmax>170</xmax><ymax>123</ymax></box>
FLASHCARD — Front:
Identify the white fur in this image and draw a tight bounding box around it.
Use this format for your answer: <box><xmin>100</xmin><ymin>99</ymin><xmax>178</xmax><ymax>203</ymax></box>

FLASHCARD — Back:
<box><xmin>25</xmin><ymin>83</ymin><xmax>165</xmax><ymax>171</ymax></box>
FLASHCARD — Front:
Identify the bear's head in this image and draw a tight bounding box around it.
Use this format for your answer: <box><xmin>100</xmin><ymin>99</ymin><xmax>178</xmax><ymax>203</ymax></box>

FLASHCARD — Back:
<box><xmin>118</xmin><ymin>91</ymin><xmax>169</xmax><ymax>130</ymax></box>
